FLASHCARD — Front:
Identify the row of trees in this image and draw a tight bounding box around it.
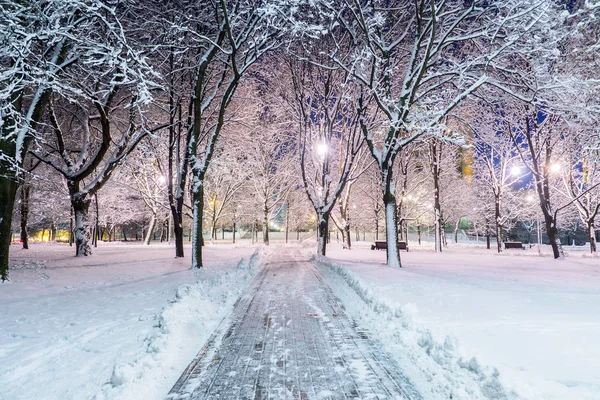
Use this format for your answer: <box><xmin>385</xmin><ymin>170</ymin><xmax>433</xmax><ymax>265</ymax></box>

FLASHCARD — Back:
<box><xmin>2</xmin><ymin>0</ymin><xmax>600</xmax><ymax>279</ymax></box>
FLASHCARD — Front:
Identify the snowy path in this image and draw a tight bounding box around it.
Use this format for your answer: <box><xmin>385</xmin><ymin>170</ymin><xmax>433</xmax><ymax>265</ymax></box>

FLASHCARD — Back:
<box><xmin>167</xmin><ymin>248</ymin><xmax>420</xmax><ymax>400</ymax></box>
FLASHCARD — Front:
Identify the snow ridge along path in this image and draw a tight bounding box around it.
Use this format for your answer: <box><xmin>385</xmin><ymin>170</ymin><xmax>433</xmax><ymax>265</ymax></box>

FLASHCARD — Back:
<box><xmin>314</xmin><ymin>254</ymin><xmax>520</xmax><ymax>400</ymax></box>
<box><xmin>167</xmin><ymin>248</ymin><xmax>422</xmax><ymax>400</ymax></box>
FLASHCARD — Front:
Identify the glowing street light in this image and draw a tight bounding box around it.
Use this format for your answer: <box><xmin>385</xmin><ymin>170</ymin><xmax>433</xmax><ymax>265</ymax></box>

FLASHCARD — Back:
<box><xmin>526</xmin><ymin>195</ymin><xmax>534</xmax><ymax>202</ymax></box>
<box><xmin>158</xmin><ymin>176</ymin><xmax>166</xmax><ymax>184</ymax></box>
<box><xmin>317</xmin><ymin>142</ymin><xmax>328</xmax><ymax>156</ymax></box>
<box><xmin>550</xmin><ymin>163</ymin><xmax>561</xmax><ymax>173</ymax></box>
<box><xmin>510</xmin><ymin>165</ymin><xmax>522</xmax><ymax>176</ymax></box>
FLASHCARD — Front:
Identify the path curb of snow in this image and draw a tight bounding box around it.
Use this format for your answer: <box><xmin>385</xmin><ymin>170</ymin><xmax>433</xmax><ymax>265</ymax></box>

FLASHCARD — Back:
<box><xmin>312</xmin><ymin>255</ymin><xmax>523</xmax><ymax>400</ymax></box>
<box><xmin>92</xmin><ymin>248</ymin><xmax>264</xmax><ymax>400</ymax></box>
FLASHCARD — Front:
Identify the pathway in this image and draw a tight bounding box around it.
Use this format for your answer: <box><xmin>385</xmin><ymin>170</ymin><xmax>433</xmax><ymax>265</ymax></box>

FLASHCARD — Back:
<box><xmin>167</xmin><ymin>248</ymin><xmax>421</xmax><ymax>400</ymax></box>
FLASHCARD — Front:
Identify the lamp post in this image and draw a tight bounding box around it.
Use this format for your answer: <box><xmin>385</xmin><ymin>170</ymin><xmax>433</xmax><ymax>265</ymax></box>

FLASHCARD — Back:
<box><xmin>550</xmin><ymin>163</ymin><xmax>561</xmax><ymax>173</ymax></box>
<box><xmin>317</xmin><ymin>142</ymin><xmax>328</xmax><ymax>157</ymax></box>
<box><xmin>510</xmin><ymin>165</ymin><xmax>522</xmax><ymax>176</ymax></box>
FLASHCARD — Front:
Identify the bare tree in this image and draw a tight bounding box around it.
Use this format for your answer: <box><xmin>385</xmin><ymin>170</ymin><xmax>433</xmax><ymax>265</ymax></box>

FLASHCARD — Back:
<box><xmin>324</xmin><ymin>0</ymin><xmax>543</xmax><ymax>266</ymax></box>
<box><xmin>0</xmin><ymin>1</ymin><xmax>154</xmax><ymax>278</ymax></box>
<box><xmin>286</xmin><ymin>58</ymin><xmax>363</xmax><ymax>256</ymax></box>
<box><xmin>511</xmin><ymin>107</ymin><xmax>569</xmax><ymax>259</ymax></box>
<box><xmin>473</xmin><ymin>101</ymin><xmax>528</xmax><ymax>252</ymax></box>
<box><xmin>560</xmin><ymin>128</ymin><xmax>600</xmax><ymax>253</ymax></box>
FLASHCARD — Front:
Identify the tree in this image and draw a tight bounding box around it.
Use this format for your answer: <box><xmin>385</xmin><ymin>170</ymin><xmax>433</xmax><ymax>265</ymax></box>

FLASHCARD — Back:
<box><xmin>166</xmin><ymin>0</ymin><xmax>288</xmax><ymax>268</ymax></box>
<box><xmin>244</xmin><ymin>124</ymin><xmax>296</xmax><ymax>246</ymax></box>
<box><xmin>511</xmin><ymin>108</ymin><xmax>570</xmax><ymax>259</ymax></box>
<box><xmin>560</xmin><ymin>128</ymin><xmax>600</xmax><ymax>253</ymax></box>
<box><xmin>325</xmin><ymin>0</ymin><xmax>542</xmax><ymax>266</ymax></box>
<box><xmin>33</xmin><ymin>81</ymin><xmax>157</xmax><ymax>255</ymax></box>
<box><xmin>285</xmin><ymin>57</ymin><xmax>364</xmax><ymax>256</ymax></box>
<box><xmin>122</xmin><ymin>140</ymin><xmax>170</xmax><ymax>245</ymax></box>
<box><xmin>0</xmin><ymin>1</ymin><xmax>156</xmax><ymax>276</ymax></box>
<box><xmin>330</xmin><ymin>146</ymin><xmax>371</xmax><ymax>250</ymax></box>
<box><xmin>472</xmin><ymin>100</ymin><xmax>529</xmax><ymax>252</ymax></box>
<box><xmin>203</xmin><ymin>148</ymin><xmax>248</xmax><ymax>244</ymax></box>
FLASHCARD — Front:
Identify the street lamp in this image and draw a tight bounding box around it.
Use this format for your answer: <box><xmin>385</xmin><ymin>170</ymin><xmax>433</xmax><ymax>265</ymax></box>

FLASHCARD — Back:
<box><xmin>510</xmin><ymin>165</ymin><xmax>522</xmax><ymax>176</ymax></box>
<box><xmin>317</xmin><ymin>142</ymin><xmax>328</xmax><ymax>157</ymax></box>
<box><xmin>550</xmin><ymin>163</ymin><xmax>561</xmax><ymax>173</ymax></box>
<box><xmin>158</xmin><ymin>176</ymin><xmax>166</xmax><ymax>185</ymax></box>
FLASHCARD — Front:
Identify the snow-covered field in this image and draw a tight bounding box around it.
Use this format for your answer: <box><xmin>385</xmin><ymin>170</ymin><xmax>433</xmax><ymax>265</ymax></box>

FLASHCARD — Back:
<box><xmin>2</xmin><ymin>240</ymin><xmax>599</xmax><ymax>400</ymax></box>
<box><xmin>315</xmin><ymin>242</ymin><xmax>600</xmax><ymax>400</ymax></box>
<box><xmin>0</xmin><ymin>242</ymin><xmax>260</xmax><ymax>400</ymax></box>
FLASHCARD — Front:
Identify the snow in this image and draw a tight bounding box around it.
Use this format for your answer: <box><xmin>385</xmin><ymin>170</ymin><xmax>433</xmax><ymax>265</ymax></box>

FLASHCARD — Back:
<box><xmin>1</xmin><ymin>242</ymin><xmax>260</xmax><ymax>400</ymax></box>
<box><xmin>3</xmin><ymin>240</ymin><xmax>598</xmax><ymax>400</ymax></box>
<box><xmin>313</xmin><ymin>242</ymin><xmax>600</xmax><ymax>400</ymax></box>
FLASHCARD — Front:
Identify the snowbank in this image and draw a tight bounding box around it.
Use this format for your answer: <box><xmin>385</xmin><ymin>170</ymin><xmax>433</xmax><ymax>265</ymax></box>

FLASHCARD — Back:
<box><xmin>1</xmin><ymin>243</ymin><xmax>261</xmax><ymax>400</ymax></box>
<box><xmin>313</xmin><ymin>254</ymin><xmax>519</xmax><ymax>400</ymax></box>
<box><xmin>312</xmin><ymin>244</ymin><xmax>600</xmax><ymax>400</ymax></box>
<box><xmin>93</xmin><ymin>250</ymin><xmax>262</xmax><ymax>400</ymax></box>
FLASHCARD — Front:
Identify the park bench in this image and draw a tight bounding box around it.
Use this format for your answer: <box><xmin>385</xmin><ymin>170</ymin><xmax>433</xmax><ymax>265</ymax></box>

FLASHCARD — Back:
<box><xmin>504</xmin><ymin>241</ymin><xmax>525</xmax><ymax>250</ymax></box>
<box><xmin>371</xmin><ymin>240</ymin><xmax>409</xmax><ymax>251</ymax></box>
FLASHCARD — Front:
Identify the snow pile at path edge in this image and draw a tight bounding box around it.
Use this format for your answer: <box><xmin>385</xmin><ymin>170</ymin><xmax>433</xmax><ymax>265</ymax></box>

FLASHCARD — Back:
<box><xmin>93</xmin><ymin>249</ymin><xmax>263</xmax><ymax>400</ymax></box>
<box><xmin>314</xmin><ymin>255</ymin><xmax>522</xmax><ymax>400</ymax></box>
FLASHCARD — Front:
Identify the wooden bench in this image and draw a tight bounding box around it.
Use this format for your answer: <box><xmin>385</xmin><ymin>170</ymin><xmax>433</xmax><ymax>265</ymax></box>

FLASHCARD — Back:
<box><xmin>371</xmin><ymin>240</ymin><xmax>409</xmax><ymax>251</ymax></box>
<box><xmin>504</xmin><ymin>241</ymin><xmax>525</xmax><ymax>250</ymax></box>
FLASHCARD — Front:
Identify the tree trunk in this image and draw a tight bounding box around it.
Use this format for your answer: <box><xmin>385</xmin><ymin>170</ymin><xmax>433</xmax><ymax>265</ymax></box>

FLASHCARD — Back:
<box><xmin>144</xmin><ymin>212</ymin><xmax>157</xmax><ymax>245</ymax></box>
<box><xmin>398</xmin><ymin>219</ymin><xmax>404</xmax><ymax>240</ymax></box>
<box><xmin>417</xmin><ymin>224</ymin><xmax>421</xmax><ymax>245</ymax></box>
<box><xmin>72</xmin><ymin>199</ymin><xmax>92</xmax><ymax>256</ymax></box>
<box><xmin>20</xmin><ymin>184</ymin><xmax>30</xmax><ymax>250</ymax></box>
<box><xmin>454</xmin><ymin>219</ymin><xmax>460</xmax><ymax>244</ymax></box>
<box><xmin>191</xmin><ymin>181</ymin><xmax>204</xmax><ymax>268</ymax></box>
<box><xmin>317</xmin><ymin>212</ymin><xmax>330</xmax><ymax>256</ymax></box>
<box><xmin>93</xmin><ymin>194</ymin><xmax>99</xmax><ymax>247</ymax></box>
<box><xmin>431</xmin><ymin>141</ymin><xmax>443</xmax><ymax>253</ymax></box>
<box><xmin>173</xmin><ymin>211</ymin><xmax>184</xmax><ymax>256</ymax></box>
<box><xmin>588</xmin><ymin>221</ymin><xmax>597</xmax><ymax>253</ymax></box>
<box><xmin>495</xmin><ymin>196</ymin><xmax>503</xmax><ymax>253</ymax></box>
<box><xmin>210</xmin><ymin>214</ymin><xmax>216</xmax><ymax>244</ymax></box>
<box><xmin>232</xmin><ymin>219</ymin><xmax>236</xmax><ymax>244</ymax></box>
<box><xmin>69</xmin><ymin>207</ymin><xmax>74</xmax><ymax>247</ymax></box>
<box><xmin>263</xmin><ymin>204</ymin><xmax>270</xmax><ymax>245</ymax></box>
<box><xmin>167</xmin><ymin>215</ymin><xmax>171</xmax><ymax>243</ymax></box>
<box><xmin>374</xmin><ymin>212</ymin><xmax>379</xmax><ymax>241</ymax></box>
<box><xmin>160</xmin><ymin>221</ymin><xmax>166</xmax><ymax>242</ymax></box>
<box><xmin>544</xmin><ymin>215</ymin><xmax>563</xmax><ymax>259</ymax></box>
<box><xmin>434</xmin><ymin>207</ymin><xmax>442</xmax><ymax>252</ymax></box>
<box><xmin>0</xmin><ymin>168</ymin><xmax>18</xmax><ymax>280</ymax></box>
<box><xmin>343</xmin><ymin>223</ymin><xmax>352</xmax><ymax>250</ymax></box>
<box><xmin>382</xmin><ymin>165</ymin><xmax>401</xmax><ymax>267</ymax></box>
<box><xmin>50</xmin><ymin>219</ymin><xmax>56</xmax><ymax>242</ymax></box>
<box><xmin>285</xmin><ymin>202</ymin><xmax>289</xmax><ymax>244</ymax></box>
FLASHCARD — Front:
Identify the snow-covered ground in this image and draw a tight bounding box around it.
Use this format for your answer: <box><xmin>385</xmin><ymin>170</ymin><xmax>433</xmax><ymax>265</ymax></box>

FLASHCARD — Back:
<box><xmin>3</xmin><ymin>240</ymin><xmax>599</xmax><ymax>400</ymax></box>
<box><xmin>0</xmin><ymin>242</ymin><xmax>260</xmax><ymax>400</ymax></box>
<box><xmin>315</xmin><ymin>242</ymin><xmax>600</xmax><ymax>400</ymax></box>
